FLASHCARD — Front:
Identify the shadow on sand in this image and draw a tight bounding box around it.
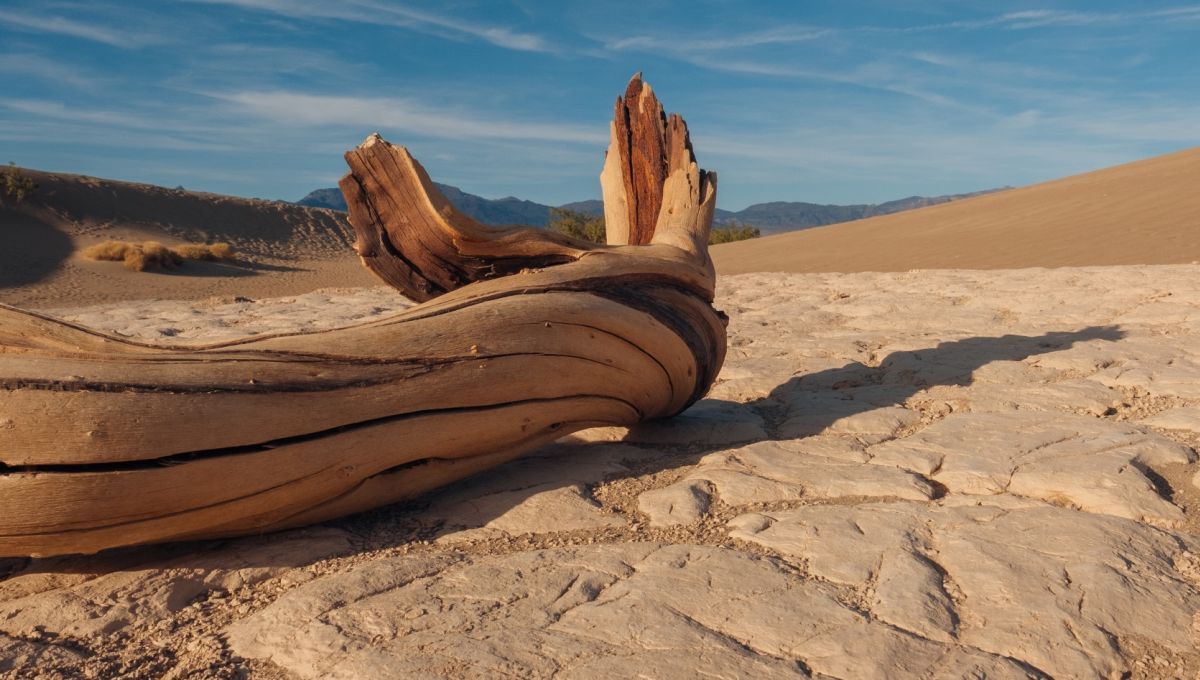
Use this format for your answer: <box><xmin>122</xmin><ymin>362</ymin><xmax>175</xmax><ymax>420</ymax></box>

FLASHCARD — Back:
<box><xmin>0</xmin><ymin>210</ymin><xmax>73</xmax><ymax>289</ymax></box>
<box><xmin>148</xmin><ymin>258</ymin><xmax>306</xmax><ymax>278</ymax></box>
<box><xmin>0</xmin><ymin>325</ymin><xmax>1123</xmax><ymax>577</ymax></box>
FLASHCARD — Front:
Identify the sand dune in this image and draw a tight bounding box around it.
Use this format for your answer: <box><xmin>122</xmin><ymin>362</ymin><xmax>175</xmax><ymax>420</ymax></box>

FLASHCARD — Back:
<box><xmin>713</xmin><ymin>146</ymin><xmax>1200</xmax><ymax>274</ymax></box>
<box><xmin>0</xmin><ymin>169</ymin><xmax>375</xmax><ymax>308</ymax></box>
<box><xmin>8</xmin><ymin>147</ymin><xmax>1199</xmax><ymax>311</ymax></box>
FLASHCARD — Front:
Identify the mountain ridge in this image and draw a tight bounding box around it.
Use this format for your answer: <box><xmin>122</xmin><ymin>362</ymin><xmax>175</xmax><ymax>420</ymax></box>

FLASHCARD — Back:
<box><xmin>297</xmin><ymin>185</ymin><xmax>1008</xmax><ymax>234</ymax></box>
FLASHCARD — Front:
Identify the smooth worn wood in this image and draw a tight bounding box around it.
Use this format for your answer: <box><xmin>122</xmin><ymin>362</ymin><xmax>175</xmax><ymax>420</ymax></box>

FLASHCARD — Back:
<box><xmin>0</xmin><ymin>76</ymin><xmax>725</xmax><ymax>557</ymax></box>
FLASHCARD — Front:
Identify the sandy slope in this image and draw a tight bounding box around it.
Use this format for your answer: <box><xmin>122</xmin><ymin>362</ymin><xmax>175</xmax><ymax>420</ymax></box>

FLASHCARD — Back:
<box><xmin>6</xmin><ymin>147</ymin><xmax>1199</xmax><ymax>309</ymax></box>
<box><xmin>0</xmin><ymin>169</ymin><xmax>376</xmax><ymax>308</ymax></box>
<box><xmin>2</xmin><ymin>266</ymin><xmax>1199</xmax><ymax>678</ymax></box>
<box><xmin>713</xmin><ymin>146</ymin><xmax>1200</xmax><ymax>274</ymax></box>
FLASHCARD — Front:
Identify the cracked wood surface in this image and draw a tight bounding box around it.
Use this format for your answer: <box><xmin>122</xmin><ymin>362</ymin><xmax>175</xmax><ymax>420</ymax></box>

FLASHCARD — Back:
<box><xmin>0</xmin><ymin>75</ymin><xmax>726</xmax><ymax>557</ymax></box>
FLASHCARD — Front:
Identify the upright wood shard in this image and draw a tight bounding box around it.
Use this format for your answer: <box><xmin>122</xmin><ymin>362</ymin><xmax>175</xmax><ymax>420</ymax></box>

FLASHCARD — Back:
<box><xmin>0</xmin><ymin>75</ymin><xmax>725</xmax><ymax>557</ymax></box>
<box><xmin>605</xmin><ymin>74</ymin><xmax>669</xmax><ymax>246</ymax></box>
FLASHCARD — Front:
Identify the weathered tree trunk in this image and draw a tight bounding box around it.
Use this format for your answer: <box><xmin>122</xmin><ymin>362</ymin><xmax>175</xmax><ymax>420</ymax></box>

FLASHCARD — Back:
<box><xmin>0</xmin><ymin>75</ymin><xmax>724</xmax><ymax>557</ymax></box>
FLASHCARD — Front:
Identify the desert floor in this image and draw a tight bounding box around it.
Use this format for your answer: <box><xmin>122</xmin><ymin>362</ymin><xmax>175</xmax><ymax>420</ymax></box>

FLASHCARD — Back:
<box><xmin>2</xmin><ymin>265</ymin><xmax>1199</xmax><ymax>679</ymax></box>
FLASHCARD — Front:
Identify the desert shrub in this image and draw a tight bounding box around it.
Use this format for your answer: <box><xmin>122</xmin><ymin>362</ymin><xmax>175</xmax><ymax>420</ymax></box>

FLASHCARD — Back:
<box><xmin>82</xmin><ymin>240</ymin><xmax>161</xmax><ymax>271</ymax></box>
<box><xmin>82</xmin><ymin>240</ymin><xmax>231</xmax><ymax>271</ymax></box>
<box><xmin>708</xmin><ymin>221</ymin><xmax>761</xmax><ymax>245</ymax></box>
<box><xmin>140</xmin><ymin>241</ymin><xmax>182</xmax><ymax>271</ymax></box>
<box><xmin>546</xmin><ymin>207</ymin><xmax>760</xmax><ymax>246</ymax></box>
<box><xmin>82</xmin><ymin>241</ymin><xmax>135</xmax><ymax>262</ymax></box>
<box><xmin>1</xmin><ymin>163</ymin><xmax>36</xmax><ymax>204</ymax></box>
<box><xmin>547</xmin><ymin>207</ymin><xmax>606</xmax><ymax>244</ymax></box>
<box><xmin>121</xmin><ymin>247</ymin><xmax>149</xmax><ymax>272</ymax></box>
<box><xmin>174</xmin><ymin>242</ymin><xmax>234</xmax><ymax>261</ymax></box>
<box><xmin>100</xmin><ymin>240</ymin><xmax>182</xmax><ymax>272</ymax></box>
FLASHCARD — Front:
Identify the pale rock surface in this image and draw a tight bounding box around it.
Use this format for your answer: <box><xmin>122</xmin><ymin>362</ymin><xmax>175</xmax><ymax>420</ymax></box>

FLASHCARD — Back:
<box><xmin>0</xmin><ymin>528</ymin><xmax>351</xmax><ymax>639</ymax></box>
<box><xmin>570</xmin><ymin>397</ymin><xmax>767</xmax><ymax>446</ymax></box>
<box><xmin>227</xmin><ymin>543</ymin><xmax>1035</xmax><ymax>680</ymax></box>
<box><xmin>651</xmin><ymin>439</ymin><xmax>938</xmax><ymax>512</ymax></box>
<box><xmin>4</xmin><ymin>265</ymin><xmax>1200</xmax><ymax>679</ymax></box>
<box><xmin>729</xmin><ymin>498</ymin><xmax>1200</xmax><ymax>679</ymax></box>
<box><xmin>867</xmin><ymin>411</ymin><xmax>1192</xmax><ymax>524</ymax></box>
<box><xmin>417</xmin><ymin>442</ymin><xmax>647</xmax><ymax>540</ymax></box>
<box><xmin>1141</xmin><ymin>405</ymin><xmax>1200</xmax><ymax>432</ymax></box>
<box><xmin>637</xmin><ymin>479</ymin><xmax>712</xmax><ymax>525</ymax></box>
<box><xmin>45</xmin><ymin>287</ymin><xmax>412</xmax><ymax>343</ymax></box>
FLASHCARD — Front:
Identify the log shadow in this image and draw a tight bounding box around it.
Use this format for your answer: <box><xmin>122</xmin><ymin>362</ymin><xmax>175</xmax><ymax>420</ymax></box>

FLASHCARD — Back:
<box><xmin>370</xmin><ymin>324</ymin><xmax>1125</xmax><ymax>544</ymax></box>
<box><xmin>747</xmin><ymin>325</ymin><xmax>1126</xmax><ymax>420</ymax></box>
<box><xmin>0</xmin><ymin>527</ymin><xmax>339</xmax><ymax>579</ymax></box>
<box><xmin>0</xmin><ymin>326</ymin><xmax>1124</xmax><ymax>577</ymax></box>
<box><xmin>143</xmin><ymin>259</ymin><xmax>306</xmax><ymax>278</ymax></box>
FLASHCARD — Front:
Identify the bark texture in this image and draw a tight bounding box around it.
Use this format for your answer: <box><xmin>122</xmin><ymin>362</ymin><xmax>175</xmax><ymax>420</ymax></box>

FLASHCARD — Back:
<box><xmin>0</xmin><ymin>75</ymin><xmax>725</xmax><ymax>557</ymax></box>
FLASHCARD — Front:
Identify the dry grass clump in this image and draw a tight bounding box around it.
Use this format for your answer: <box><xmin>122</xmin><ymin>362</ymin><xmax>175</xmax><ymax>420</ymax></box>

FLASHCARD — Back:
<box><xmin>82</xmin><ymin>241</ymin><xmax>179</xmax><ymax>271</ymax></box>
<box><xmin>82</xmin><ymin>240</ymin><xmax>235</xmax><ymax>272</ymax></box>
<box><xmin>173</xmin><ymin>242</ymin><xmax>234</xmax><ymax>261</ymax></box>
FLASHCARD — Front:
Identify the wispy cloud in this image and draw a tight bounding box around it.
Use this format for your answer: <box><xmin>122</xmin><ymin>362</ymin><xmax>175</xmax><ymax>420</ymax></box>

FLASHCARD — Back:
<box><xmin>1</xmin><ymin>98</ymin><xmax>221</xmax><ymax>134</ymax></box>
<box><xmin>0</xmin><ymin>53</ymin><xmax>96</xmax><ymax>89</ymax></box>
<box><xmin>598</xmin><ymin>23</ymin><xmax>984</xmax><ymax>111</ymax></box>
<box><xmin>0</xmin><ymin>117</ymin><xmax>237</xmax><ymax>152</ymax></box>
<box><xmin>887</xmin><ymin>5</ymin><xmax>1200</xmax><ymax>32</ymax></box>
<box><xmin>212</xmin><ymin>90</ymin><xmax>607</xmax><ymax>144</ymax></box>
<box><xmin>187</xmin><ymin>0</ymin><xmax>554</xmax><ymax>52</ymax></box>
<box><xmin>638</xmin><ymin>52</ymin><xmax>984</xmax><ymax>113</ymax></box>
<box><xmin>371</xmin><ymin>1</ymin><xmax>549</xmax><ymax>51</ymax></box>
<box><xmin>167</xmin><ymin>42</ymin><xmax>366</xmax><ymax>90</ymax></box>
<box><xmin>996</xmin><ymin>7</ymin><xmax>1200</xmax><ymax>29</ymax></box>
<box><xmin>0</xmin><ymin>8</ymin><xmax>154</xmax><ymax>48</ymax></box>
<box><xmin>605</xmin><ymin>26</ymin><xmax>830</xmax><ymax>52</ymax></box>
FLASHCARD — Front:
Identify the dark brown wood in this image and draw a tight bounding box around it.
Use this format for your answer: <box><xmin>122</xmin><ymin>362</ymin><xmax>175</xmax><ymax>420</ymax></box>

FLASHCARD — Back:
<box><xmin>339</xmin><ymin>137</ymin><xmax>592</xmax><ymax>302</ymax></box>
<box><xmin>613</xmin><ymin>74</ymin><xmax>669</xmax><ymax>245</ymax></box>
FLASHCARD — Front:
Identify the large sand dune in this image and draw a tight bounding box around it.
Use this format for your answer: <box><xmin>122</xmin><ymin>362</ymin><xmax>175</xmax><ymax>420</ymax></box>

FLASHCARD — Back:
<box><xmin>714</xmin><ymin>146</ymin><xmax>1200</xmax><ymax>274</ymax></box>
<box><xmin>7</xmin><ymin>147</ymin><xmax>1199</xmax><ymax>311</ymax></box>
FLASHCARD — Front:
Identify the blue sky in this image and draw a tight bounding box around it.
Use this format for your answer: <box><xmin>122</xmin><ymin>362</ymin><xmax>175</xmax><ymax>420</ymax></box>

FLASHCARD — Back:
<box><xmin>1</xmin><ymin>1</ymin><xmax>1198</xmax><ymax>210</ymax></box>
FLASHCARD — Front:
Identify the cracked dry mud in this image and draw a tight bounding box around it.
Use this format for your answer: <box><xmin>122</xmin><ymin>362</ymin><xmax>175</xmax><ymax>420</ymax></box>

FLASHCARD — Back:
<box><xmin>4</xmin><ymin>265</ymin><xmax>1200</xmax><ymax>679</ymax></box>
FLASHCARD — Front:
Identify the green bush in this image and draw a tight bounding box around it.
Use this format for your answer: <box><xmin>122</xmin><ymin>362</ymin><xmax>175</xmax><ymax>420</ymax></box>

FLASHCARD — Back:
<box><xmin>546</xmin><ymin>207</ymin><xmax>761</xmax><ymax>246</ymax></box>
<box><xmin>1</xmin><ymin>163</ymin><xmax>36</xmax><ymax>204</ymax></box>
<box><xmin>708</xmin><ymin>221</ymin><xmax>761</xmax><ymax>244</ymax></box>
<box><xmin>547</xmin><ymin>207</ymin><xmax>606</xmax><ymax>244</ymax></box>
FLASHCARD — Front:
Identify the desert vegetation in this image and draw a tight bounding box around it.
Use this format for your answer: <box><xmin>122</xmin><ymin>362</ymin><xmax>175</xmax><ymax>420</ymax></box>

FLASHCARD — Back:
<box><xmin>708</xmin><ymin>220</ymin><xmax>761</xmax><ymax>244</ymax></box>
<box><xmin>82</xmin><ymin>240</ymin><xmax>235</xmax><ymax>271</ymax></box>
<box><xmin>1</xmin><ymin>163</ymin><xmax>36</xmax><ymax>204</ymax></box>
<box><xmin>547</xmin><ymin>207</ymin><xmax>606</xmax><ymax>243</ymax></box>
<box><xmin>548</xmin><ymin>207</ymin><xmax>759</xmax><ymax>245</ymax></box>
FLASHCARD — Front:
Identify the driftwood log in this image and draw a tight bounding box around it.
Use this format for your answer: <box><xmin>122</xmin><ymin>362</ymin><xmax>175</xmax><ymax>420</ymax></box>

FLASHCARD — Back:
<box><xmin>0</xmin><ymin>76</ymin><xmax>725</xmax><ymax>557</ymax></box>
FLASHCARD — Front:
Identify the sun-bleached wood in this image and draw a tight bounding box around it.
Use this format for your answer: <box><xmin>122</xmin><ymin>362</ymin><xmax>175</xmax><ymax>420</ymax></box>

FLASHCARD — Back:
<box><xmin>0</xmin><ymin>74</ymin><xmax>724</xmax><ymax>557</ymax></box>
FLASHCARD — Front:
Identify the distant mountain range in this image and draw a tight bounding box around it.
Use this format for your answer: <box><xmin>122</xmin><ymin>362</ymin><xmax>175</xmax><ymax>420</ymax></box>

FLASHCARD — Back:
<box><xmin>298</xmin><ymin>185</ymin><xmax>1009</xmax><ymax>234</ymax></box>
<box><xmin>298</xmin><ymin>184</ymin><xmax>554</xmax><ymax>227</ymax></box>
